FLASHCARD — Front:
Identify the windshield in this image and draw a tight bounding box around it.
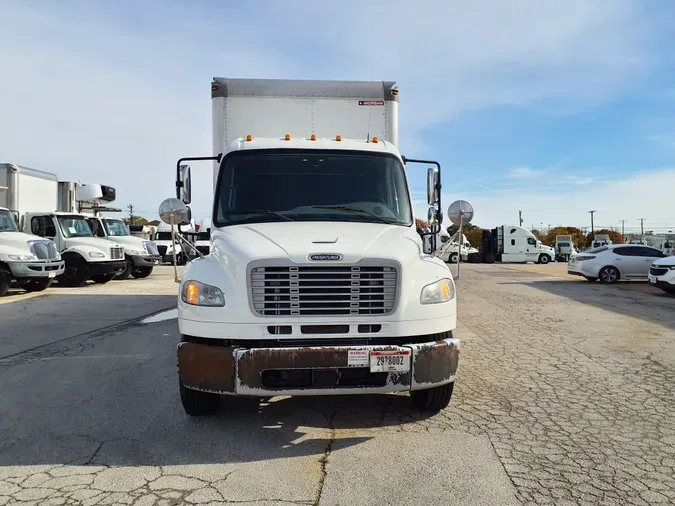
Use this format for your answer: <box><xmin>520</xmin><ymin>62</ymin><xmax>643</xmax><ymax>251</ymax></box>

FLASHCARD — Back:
<box><xmin>57</xmin><ymin>215</ymin><xmax>94</xmax><ymax>238</ymax></box>
<box><xmin>0</xmin><ymin>210</ymin><xmax>19</xmax><ymax>232</ymax></box>
<box><xmin>104</xmin><ymin>219</ymin><xmax>130</xmax><ymax>237</ymax></box>
<box><xmin>214</xmin><ymin>150</ymin><xmax>412</xmax><ymax>227</ymax></box>
<box><xmin>155</xmin><ymin>232</ymin><xmax>172</xmax><ymax>241</ymax></box>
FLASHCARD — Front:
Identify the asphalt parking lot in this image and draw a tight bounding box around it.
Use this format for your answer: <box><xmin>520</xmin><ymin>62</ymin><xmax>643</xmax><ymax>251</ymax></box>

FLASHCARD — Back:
<box><xmin>1</xmin><ymin>263</ymin><xmax>674</xmax><ymax>505</ymax></box>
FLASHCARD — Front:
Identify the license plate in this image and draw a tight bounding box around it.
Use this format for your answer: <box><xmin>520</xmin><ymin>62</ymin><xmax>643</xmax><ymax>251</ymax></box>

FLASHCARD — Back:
<box><xmin>651</xmin><ymin>277</ymin><xmax>658</xmax><ymax>283</ymax></box>
<box><xmin>48</xmin><ymin>272</ymin><xmax>56</xmax><ymax>278</ymax></box>
<box><xmin>370</xmin><ymin>350</ymin><xmax>411</xmax><ymax>373</ymax></box>
<box><xmin>154</xmin><ymin>260</ymin><xmax>160</xmax><ymax>265</ymax></box>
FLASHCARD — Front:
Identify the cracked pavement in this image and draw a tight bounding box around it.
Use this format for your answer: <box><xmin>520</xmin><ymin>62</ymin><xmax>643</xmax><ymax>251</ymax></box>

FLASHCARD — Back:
<box><xmin>1</xmin><ymin>264</ymin><xmax>674</xmax><ymax>505</ymax></box>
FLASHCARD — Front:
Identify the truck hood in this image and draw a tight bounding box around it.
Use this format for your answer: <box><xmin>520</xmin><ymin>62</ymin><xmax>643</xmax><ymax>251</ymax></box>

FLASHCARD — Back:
<box><xmin>107</xmin><ymin>235</ymin><xmax>146</xmax><ymax>249</ymax></box>
<box><xmin>65</xmin><ymin>237</ymin><xmax>122</xmax><ymax>252</ymax></box>
<box><xmin>0</xmin><ymin>231</ymin><xmax>49</xmax><ymax>256</ymax></box>
<box><xmin>212</xmin><ymin>221</ymin><xmax>421</xmax><ymax>265</ymax></box>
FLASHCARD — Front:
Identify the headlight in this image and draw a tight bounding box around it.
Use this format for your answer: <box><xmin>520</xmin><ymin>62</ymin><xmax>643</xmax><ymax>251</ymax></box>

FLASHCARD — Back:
<box><xmin>181</xmin><ymin>280</ymin><xmax>225</xmax><ymax>307</ymax></box>
<box><xmin>128</xmin><ymin>249</ymin><xmax>145</xmax><ymax>255</ymax></box>
<box><xmin>8</xmin><ymin>254</ymin><xmax>38</xmax><ymax>261</ymax></box>
<box><xmin>88</xmin><ymin>251</ymin><xmax>105</xmax><ymax>258</ymax></box>
<box><xmin>420</xmin><ymin>278</ymin><xmax>455</xmax><ymax>304</ymax></box>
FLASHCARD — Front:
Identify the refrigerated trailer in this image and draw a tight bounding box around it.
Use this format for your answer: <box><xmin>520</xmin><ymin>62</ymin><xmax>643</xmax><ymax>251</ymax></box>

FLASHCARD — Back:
<box><xmin>165</xmin><ymin>77</ymin><xmax>459</xmax><ymax>415</ymax></box>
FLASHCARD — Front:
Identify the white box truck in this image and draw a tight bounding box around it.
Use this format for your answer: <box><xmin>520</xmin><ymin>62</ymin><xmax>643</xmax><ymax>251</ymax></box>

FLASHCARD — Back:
<box><xmin>555</xmin><ymin>235</ymin><xmax>576</xmax><ymax>262</ymax></box>
<box><xmin>0</xmin><ymin>164</ymin><xmax>65</xmax><ymax>295</ymax></box>
<box><xmin>164</xmin><ymin>77</ymin><xmax>459</xmax><ymax>415</ymax></box>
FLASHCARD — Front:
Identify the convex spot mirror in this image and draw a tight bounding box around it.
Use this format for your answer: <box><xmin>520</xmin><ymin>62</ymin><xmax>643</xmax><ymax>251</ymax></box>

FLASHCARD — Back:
<box><xmin>159</xmin><ymin>198</ymin><xmax>188</xmax><ymax>225</ymax></box>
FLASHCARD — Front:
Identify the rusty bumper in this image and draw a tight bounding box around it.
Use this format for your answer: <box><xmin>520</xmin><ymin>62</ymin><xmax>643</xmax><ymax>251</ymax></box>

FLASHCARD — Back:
<box><xmin>177</xmin><ymin>336</ymin><xmax>459</xmax><ymax>396</ymax></box>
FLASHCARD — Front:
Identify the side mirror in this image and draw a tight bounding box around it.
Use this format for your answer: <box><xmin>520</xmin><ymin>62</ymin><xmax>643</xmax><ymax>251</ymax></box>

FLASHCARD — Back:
<box><xmin>178</xmin><ymin>164</ymin><xmax>192</xmax><ymax>205</ymax></box>
<box><xmin>426</xmin><ymin>168</ymin><xmax>439</xmax><ymax>205</ymax></box>
<box><xmin>158</xmin><ymin>198</ymin><xmax>189</xmax><ymax>225</ymax></box>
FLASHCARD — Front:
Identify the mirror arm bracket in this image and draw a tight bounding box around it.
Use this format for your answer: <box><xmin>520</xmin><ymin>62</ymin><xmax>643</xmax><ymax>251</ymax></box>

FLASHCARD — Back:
<box><xmin>175</xmin><ymin>154</ymin><xmax>222</xmax><ymax>199</ymax></box>
<box><xmin>403</xmin><ymin>156</ymin><xmax>442</xmax><ymax>252</ymax></box>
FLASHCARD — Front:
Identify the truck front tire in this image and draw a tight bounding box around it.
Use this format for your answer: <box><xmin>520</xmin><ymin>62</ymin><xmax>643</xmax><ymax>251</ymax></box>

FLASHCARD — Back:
<box><xmin>0</xmin><ymin>266</ymin><xmax>11</xmax><ymax>297</ymax></box>
<box><xmin>58</xmin><ymin>256</ymin><xmax>90</xmax><ymax>287</ymax></box>
<box><xmin>131</xmin><ymin>267</ymin><xmax>153</xmax><ymax>279</ymax></box>
<box><xmin>23</xmin><ymin>278</ymin><xmax>53</xmax><ymax>292</ymax></box>
<box><xmin>91</xmin><ymin>274</ymin><xmax>116</xmax><ymax>284</ymax></box>
<box><xmin>116</xmin><ymin>258</ymin><xmax>134</xmax><ymax>280</ymax></box>
<box><xmin>410</xmin><ymin>382</ymin><xmax>455</xmax><ymax>412</ymax></box>
<box><xmin>179</xmin><ymin>380</ymin><xmax>220</xmax><ymax>416</ymax></box>
<box><xmin>449</xmin><ymin>252</ymin><xmax>459</xmax><ymax>264</ymax></box>
<box><xmin>538</xmin><ymin>254</ymin><xmax>551</xmax><ymax>265</ymax></box>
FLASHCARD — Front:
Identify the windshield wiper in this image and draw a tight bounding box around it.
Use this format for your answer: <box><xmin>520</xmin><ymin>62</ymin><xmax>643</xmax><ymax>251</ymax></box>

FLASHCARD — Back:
<box><xmin>225</xmin><ymin>209</ymin><xmax>294</xmax><ymax>222</ymax></box>
<box><xmin>310</xmin><ymin>205</ymin><xmax>395</xmax><ymax>225</ymax></box>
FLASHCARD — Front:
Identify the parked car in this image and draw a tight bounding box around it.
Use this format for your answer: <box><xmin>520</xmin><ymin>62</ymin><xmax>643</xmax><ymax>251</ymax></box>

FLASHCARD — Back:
<box><xmin>648</xmin><ymin>256</ymin><xmax>675</xmax><ymax>294</ymax></box>
<box><xmin>568</xmin><ymin>244</ymin><xmax>668</xmax><ymax>284</ymax></box>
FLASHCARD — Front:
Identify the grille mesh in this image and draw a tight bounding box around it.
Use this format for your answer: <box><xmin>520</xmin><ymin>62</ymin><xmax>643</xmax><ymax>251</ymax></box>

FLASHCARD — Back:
<box><xmin>30</xmin><ymin>241</ymin><xmax>59</xmax><ymax>260</ymax></box>
<box><xmin>251</xmin><ymin>265</ymin><xmax>397</xmax><ymax>316</ymax></box>
<box><xmin>650</xmin><ymin>266</ymin><xmax>669</xmax><ymax>276</ymax></box>
<box><xmin>110</xmin><ymin>247</ymin><xmax>124</xmax><ymax>260</ymax></box>
<box><xmin>146</xmin><ymin>242</ymin><xmax>159</xmax><ymax>255</ymax></box>
<box><xmin>157</xmin><ymin>245</ymin><xmax>168</xmax><ymax>257</ymax></box>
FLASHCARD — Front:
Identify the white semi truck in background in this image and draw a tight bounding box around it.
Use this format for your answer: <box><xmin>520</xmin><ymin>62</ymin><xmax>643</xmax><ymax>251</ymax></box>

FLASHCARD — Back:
<box><xmin>478</xmin><ymin>225</ymin><xmax>555</xmax><ymax>264</ymax></box>
<box><xmin>163</xmin><ymin>77</ymin><xmax>459</xmax><ymax>415</ymax></box>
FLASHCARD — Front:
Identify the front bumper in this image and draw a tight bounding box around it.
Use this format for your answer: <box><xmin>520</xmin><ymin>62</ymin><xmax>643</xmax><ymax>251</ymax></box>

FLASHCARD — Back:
<box><xmin>648</xmin><ymin>274</ymin><xmax>675</xmax><ymax>289</ymax></box>
<box><xmin>130</xmin><ymin>254</ymin><xmax>162</xmax><ymax>267</ymax></box>
<box><xmin>177</xmin><ymin>333</ymin><xmax>459</xmax><ymax>397</ymax></box>
<box><xmin>88</xmin><ymin>260</ymin><xmax>127</xmax><ymax>276</ymax></box>
<box><xmin>8</xmin><ymin>260</ymin><xmax>65</xmax><ymax>279</ymax></box>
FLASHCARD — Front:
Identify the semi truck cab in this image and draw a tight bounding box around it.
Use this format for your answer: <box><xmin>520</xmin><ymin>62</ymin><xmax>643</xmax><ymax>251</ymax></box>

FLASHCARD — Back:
<box><xmin>86</xmin><ymin>216</ymin><xmax>161</xmax><ymax>279</ymax></box>
<box><xmin>22</xmin><ymin>212</ymin><xmax>126</xmax><ymax>286</ymax></box>
<box><xmin>0</xmin><ymin>206</ymin><xmax>64</xmax><ymax>296</ymax></box>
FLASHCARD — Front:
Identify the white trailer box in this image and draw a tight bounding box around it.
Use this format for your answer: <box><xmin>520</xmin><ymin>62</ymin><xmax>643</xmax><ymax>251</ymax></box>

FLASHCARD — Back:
<box><xmin>166</xmin><ymin>78</ymin><xmax>458</xmax><ymax>416</ymax></box>
<box><xmin>0</xmin><ymin>163</ymin><xmax>58</xmax><ymax>215</ymax></box>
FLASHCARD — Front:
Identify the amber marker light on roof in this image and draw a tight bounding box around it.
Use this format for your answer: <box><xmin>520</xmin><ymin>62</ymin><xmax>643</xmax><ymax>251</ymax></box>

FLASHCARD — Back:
<box><xmin>372</xmin><ymin>137</ymin><xmax>379</xmax><ymax>143</ymax></box>
<box><xmin>310</xmin><ymin>134</ymin><xmax>316</xmax><ymax>141</ymax></box>
<box><xmin>336</xmin><ymin>135</ymin><xmax>342</xmax><ymax>141</ymax></box>
<box><xmin>285</xmin><ymin>134</ymin><xmax>291</xmax><ymax>140</ymax></box>
<box><xmin>246</xmin><ymin>135</ymin><xmax>252</xmax><ymax>141</ymax></box>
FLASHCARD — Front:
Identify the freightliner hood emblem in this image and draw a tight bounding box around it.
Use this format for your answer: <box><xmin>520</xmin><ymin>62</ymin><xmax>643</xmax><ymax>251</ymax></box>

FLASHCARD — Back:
<box><xmin>308</xmin><ymin>253</ymin><xmax>343</xmax><ymax>261</ymax></box>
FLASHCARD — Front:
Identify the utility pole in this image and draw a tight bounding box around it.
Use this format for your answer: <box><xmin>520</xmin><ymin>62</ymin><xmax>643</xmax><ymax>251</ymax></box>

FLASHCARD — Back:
<box><xmin>638</xmin><ymin>218</ymin><xmax>645</xmax><ymax>236</ymax></box>
<box><xmin>588</xmin><ymin>210</ymin><xmax>597</xmax><ymax>237</ymax></box>
<box><xmin>518</xmin><ymin>210</ymin><xmax>523</xmax><ymax>227</ymax></box>
<box><xmin>620</xmin><ymin>220</ymin><xmax>627</xmax><ymax>237</ymax></box>
<box><xmin>128</xmin><ymin>204</ymin><xmax>134</xmax><ymax>225</ymax></box>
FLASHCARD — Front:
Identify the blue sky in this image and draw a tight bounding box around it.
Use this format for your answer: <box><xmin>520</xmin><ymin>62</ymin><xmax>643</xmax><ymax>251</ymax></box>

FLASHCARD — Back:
<box><xmin>2</xmin><ymin>0</ymin><xmax>675</xmax><ymax>234</ymax></box>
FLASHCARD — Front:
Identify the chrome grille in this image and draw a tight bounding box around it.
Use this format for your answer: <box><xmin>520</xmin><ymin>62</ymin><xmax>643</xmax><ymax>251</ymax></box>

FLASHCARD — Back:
<box><xmin>650</xmin><ymin>266</ymin><xmax>668</xmax><ymax>276</ymax></box>
<box><xmin>30</xmin><ymin>241</ymin><xmax>59</xmax><ymax>260</ymax></box>
<box><xmin>145</xmin><ymin>242</ymin><xmax>159</xmax><ymax>255</ymax></box>
<box><xmin>157</xmin><ymin>245</ymin><xmax>168</xmax><ymax>257</ymax></box>
<box><xmin>110</xmin><ymin>247</ymin><xmax>124</xmax><ymax>260</ymax></box>
<box><xmin>251</xmin><ymin>265</ymin><xmax>397</xmax><ymax>316</ymax></box>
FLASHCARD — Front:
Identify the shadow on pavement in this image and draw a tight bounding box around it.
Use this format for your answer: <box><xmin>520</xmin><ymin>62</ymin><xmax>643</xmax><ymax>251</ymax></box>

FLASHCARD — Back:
<box><xmin>0</xmin><ymin>313</ymin><xmax>437</xmax><ymax>468</ymax></box>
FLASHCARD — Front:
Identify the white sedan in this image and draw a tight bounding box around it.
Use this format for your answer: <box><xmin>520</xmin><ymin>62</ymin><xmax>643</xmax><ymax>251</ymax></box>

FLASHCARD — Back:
<box><xmin>648</xmin><ymin>255</ymin><xmax>675</xmax><ymax>294</ymax></box>
<box><xmin>568</xmin><ymin>244</ymin><xmax>668</xmax><ymax>283</ymax></box>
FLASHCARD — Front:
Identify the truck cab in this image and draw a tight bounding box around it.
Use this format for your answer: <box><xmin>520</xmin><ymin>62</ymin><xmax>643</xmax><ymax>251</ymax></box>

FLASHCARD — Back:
<box><xmin>22</xmin><ymin>212</ymin><xmax>126</xmax><ymax>286</ymax></box>
<box><xmin>555</xmin><ymin>235</ymin><xmax>576</xmax><ymax>262</ymax></box>
<box><xmin>0</xmin><ymin>206</ymin><xmax>64</xmax><ymax>296</ymax></box>
<box><xmin>86</xmin><ymin>216</ymin><xmax>161</xmax><ymax>279</ymax></box>
<box><xmin>154</xmin><ymin>222</ymin><xmax>186</xmax><ymax>264</ymax></box>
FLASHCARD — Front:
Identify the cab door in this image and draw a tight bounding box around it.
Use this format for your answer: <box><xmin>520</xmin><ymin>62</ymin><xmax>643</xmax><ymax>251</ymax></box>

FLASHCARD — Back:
<box><xmin>525</xmin><ymin>237</ymin><xmax>540</xmax><ymax>262</ymax></box>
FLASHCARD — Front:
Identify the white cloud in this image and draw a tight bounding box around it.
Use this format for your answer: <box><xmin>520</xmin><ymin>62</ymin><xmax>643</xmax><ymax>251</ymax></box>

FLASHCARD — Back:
<box><xmin>417</xmin><ymin>168</ymin><xmax>675</xmax><ymax>233</ymax></box>
<box><xmin>0</xmin><ymin>0</ymin><xmax>664</xmax><ymax>221</ymax></box>
<box><xmin>506</xmin><ymin>167</ymin><xmax>541</xmax><ymax>179</ymax></box>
